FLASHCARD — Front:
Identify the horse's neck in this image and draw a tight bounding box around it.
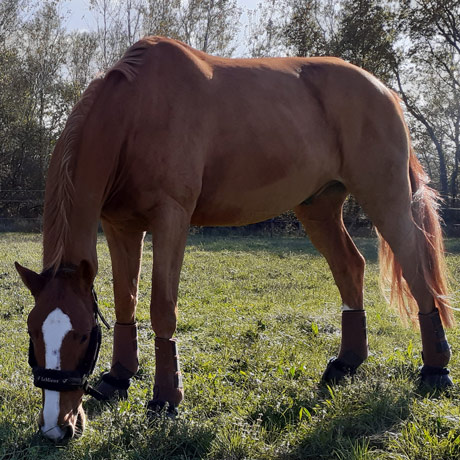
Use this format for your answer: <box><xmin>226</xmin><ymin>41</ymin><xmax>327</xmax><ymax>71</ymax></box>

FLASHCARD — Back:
<box><xmin>42</xmin><ymin>143</ymin><xmax>116</xmax><ymax>272</ymax></box>
<box><xmin>43</xmin><ymin>76</ymin><xmax>125</xmax><ymax>272</ymax></box>
<box><xmin>58</xmin><ymin>200</ymin><xmax>100</xmax><ymax>269</ymax></box>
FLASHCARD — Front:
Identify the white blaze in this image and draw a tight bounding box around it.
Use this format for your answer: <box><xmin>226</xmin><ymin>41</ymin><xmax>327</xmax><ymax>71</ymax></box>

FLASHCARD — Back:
<box><xmin>41</xmin><ymin>308</ymin><xmax>72</xmax><ymax>439</ymax></box>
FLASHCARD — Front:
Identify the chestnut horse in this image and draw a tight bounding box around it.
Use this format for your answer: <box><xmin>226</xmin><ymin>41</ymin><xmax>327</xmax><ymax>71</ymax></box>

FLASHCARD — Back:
<box><xmin>16</xmin><ymin>36</ymin><xmax>454</xmax><ymax>441</ymax></box>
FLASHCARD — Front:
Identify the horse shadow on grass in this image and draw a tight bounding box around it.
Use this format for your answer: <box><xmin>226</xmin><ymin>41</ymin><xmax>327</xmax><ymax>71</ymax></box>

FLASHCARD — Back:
<box><xmin>86</xmin><ymin>411</ymin><xmax>215</xmax><ymax>460</ymax></box>
<box><xmin>0</xmin><ymin>400</ymin><xmax>214</xmax><ymax>460</ymax></box>
<box><xmin>249</xmin><ymin>373</ymin><xmax>419</xmax><ymax>460</ymax></box>
<box><xmin>0</xmin><ymin>423</ymin><xmax>72</xmax><ymax>460</ymax></box>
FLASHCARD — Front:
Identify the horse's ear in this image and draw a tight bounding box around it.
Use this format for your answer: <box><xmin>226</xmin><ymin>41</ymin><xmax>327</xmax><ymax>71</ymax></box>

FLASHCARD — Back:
<box><xmin>15</xmin><ymin>262</ymin><xmax>45</xmax><ymax>296</ymax></box>
<box><xmin>75</xmin><ymin>260</ymin><xmax>95</xmax><ymax>291</ymax></box>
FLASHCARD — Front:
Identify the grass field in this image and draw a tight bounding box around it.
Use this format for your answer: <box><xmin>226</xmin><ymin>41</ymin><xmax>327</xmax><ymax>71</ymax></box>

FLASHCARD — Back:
<box><xmin>1</xmin><ymin>233</ymin><xmax>460</xmax><ymax>459</ymax></box>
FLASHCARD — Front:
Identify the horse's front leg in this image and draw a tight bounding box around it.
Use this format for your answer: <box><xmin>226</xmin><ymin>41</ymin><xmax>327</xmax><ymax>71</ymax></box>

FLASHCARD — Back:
<box><xmin>147</xmin><ymin>202</ymin><xmax>190</xmax><ymax>415</ymax></box>
<box><xmin>95</xmin><ymin>221</ymin><xmax>145</xmax><ymax>400</ymax></box>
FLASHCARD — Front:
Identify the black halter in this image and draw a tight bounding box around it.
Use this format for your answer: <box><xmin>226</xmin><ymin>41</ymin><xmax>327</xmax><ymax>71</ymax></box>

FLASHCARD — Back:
<box><xmin>28</xmin><ymin>287</ymin><xmax>110</xmax><ymax>399</ymax></box>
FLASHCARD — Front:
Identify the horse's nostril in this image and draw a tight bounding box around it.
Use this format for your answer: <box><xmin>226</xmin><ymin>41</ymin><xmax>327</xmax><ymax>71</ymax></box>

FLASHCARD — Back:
<box><xmin>41</xmin><ymin>425</ymin><xmax>66</xmax><ymax>442</ymax></box>
<box><xmin>40</xmin><ymin>423</ymin><xmax>74</xmax><ymax>442</ymax></box>
<box><xmin>62</xmin><ymin>424</ymin><xmax>74</xmax><ymax>439</ymax></box>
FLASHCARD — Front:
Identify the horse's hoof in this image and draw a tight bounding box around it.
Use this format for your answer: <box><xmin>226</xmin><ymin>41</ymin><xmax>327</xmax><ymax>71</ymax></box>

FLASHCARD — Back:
<box><xmin>93</xmin><ymin>372</ymin><xmax>130</xmax><ymax>401</ymax></box>
<box><xmin>147</xmin><ymin>399</ymin><xmax>178</xmax><ymax>418</ymax></box>
<box><xmin>419</xmin><ymin>365</ymin><xmax>453</xmax><ymax>390</ymax></box>
<box><xmin>322</xmin><ymin>357</ymin><xmax>357</xmax><ymax>384</ymax></box>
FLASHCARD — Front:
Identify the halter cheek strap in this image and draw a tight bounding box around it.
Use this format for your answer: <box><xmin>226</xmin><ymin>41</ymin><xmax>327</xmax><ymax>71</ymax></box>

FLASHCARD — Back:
<box><xmin>28</xmin><ymin>287</ymin><xmax>109</xmax><ymax>399</ymax></box>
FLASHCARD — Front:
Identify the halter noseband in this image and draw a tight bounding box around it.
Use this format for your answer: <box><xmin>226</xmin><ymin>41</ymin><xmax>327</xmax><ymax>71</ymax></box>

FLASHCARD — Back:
<box><xmin>28</xmin><ymin>287</ymin><xmax>110</xmax><ymax>400</ymax></box>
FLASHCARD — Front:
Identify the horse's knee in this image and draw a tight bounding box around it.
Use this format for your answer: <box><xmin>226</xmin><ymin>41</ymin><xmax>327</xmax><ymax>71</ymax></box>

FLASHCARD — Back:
<box><xmin>114</xmin><ymin>292</ymin><xmax>137</xmax><ymax>323</ymax></box>
<box><xmin>150</xmin><ymin>300</ymin><xmax>177</xmax><ymax>338</ymax></box>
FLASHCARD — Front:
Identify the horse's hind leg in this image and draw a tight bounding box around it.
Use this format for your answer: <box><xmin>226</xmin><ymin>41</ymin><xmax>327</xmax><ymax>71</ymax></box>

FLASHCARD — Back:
<box><xmin>350</xmin><ymin>157</ymin><xmax>452</xmax><ymax>388</ymax></box>
<box><xmin>95</xmin><ymin>221</ymin><xmax>145</xmax><ymax>400</ymax></box>
<box><xmin>294</xmin><ymin>182</ymin><xmax>368</xmax><ymax>383</ymax></box>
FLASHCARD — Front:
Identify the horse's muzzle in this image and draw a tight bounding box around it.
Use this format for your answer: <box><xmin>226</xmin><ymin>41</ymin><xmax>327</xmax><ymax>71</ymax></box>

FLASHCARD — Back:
<box><xmin>41</xmin><ymin>423</ymin><xmax>73</xmax><ymax>442</ymax></box>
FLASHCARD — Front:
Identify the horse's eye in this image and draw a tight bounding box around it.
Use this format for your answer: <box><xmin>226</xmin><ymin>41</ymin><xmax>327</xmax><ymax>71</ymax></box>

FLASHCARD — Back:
<box><xmin>80</xmin><ymin>334</ymin><xmax>88</xmax><ymax>344</ymax></box>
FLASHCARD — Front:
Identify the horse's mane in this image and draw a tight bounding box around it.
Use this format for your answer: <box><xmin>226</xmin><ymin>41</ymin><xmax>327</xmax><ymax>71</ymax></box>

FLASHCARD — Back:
<box><xmin>43</xmin><ymin>78</ymin><xmax>104</xmax><ymax>272</ymax></box>
<box><xmin>106</xmin><ymin>39</ymin><xmax>150</xmax><ymax>82</ymax></box>
<box><xmin>42</xmin><ymin>42</ymin><xmax>151</xmax><ymax>272</ymax></box>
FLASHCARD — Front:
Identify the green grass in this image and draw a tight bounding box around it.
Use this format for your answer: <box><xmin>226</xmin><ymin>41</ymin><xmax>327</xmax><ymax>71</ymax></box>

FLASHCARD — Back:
<box><xmin>1</xmin><ymin>233</ymin><xmax>460</xmax><ymax>459</ymax></box>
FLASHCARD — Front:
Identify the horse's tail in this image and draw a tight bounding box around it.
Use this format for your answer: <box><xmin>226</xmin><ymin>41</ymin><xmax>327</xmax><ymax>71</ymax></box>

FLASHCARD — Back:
<box><xmin>378</xmin><ymin>148</ymin><xmax>454</xmax><ymax>328</ymax></box>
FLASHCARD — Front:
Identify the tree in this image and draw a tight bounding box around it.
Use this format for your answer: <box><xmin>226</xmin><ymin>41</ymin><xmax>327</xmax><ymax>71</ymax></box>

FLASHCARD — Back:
<box><xmin>395</xmin><ymin>0</ymin><xmax>460</xmax><ymax>203</ymax></box>
<box><xmin>142</xmin><ymin>0</ymin><xmax>182</xmax><ymax>38</ymax></box>
<box><xmin>66</xmin><ymin>31</ymin><xmax>99</xmax><ymax>104</ymax></box>
<box><xmin>180</xmin><ymin>0</ymin><xmax>241</xmax><ymax>56</ymax></box>
<box><xmin>334</xmin><ymin>0</ymin><xmax>398</xmax><ymax>83</ymax></box>
<box><xmin>245</xmin><ymin>0</ymin><xmax>290</xmax><ymax>58</ymax></box>
<box><xmin>283</xmin><ymin>0</ymin><xmax>340</xmax><ymax>57</ymax></box>
<box><xmin>0</xmin><ymin>0</ymin><xmax>71</xmax><ymax>221</ymax></box>
<box><xmin>0</xmin><ymin>0</ymin><xmax>24</xmax><ymax>46</ymax></box>
<box><xmin>22</xmin><ymin>2</ymin><xmax>69</xmax><ymax>167</ymax></box>
<box><xmin>90</xmin><ymin>0</ymin><xmax>127</xmax><ymax>70</ymax></box>
<box><xmin>284</xmin><ymin>0</ymin><xmax>399</xmax><ymax>82</ymax></box>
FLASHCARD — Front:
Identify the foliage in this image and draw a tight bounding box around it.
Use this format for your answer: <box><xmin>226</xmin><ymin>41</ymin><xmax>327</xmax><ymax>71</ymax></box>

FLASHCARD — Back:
<box><xmin>180</xmin><ymin>0</ymin><xmax>241</xmax><ymax>55</ymax></box>
<box><xmin>334</xmin><ymin>0</ymin><xmax>398</xmax><ymax>83</ymax></box>
<box><xmin>283</xmin><ymin>0</ymin><xmax>399</xmax><ymax>82</ymax></box>
<box><xmin>1</xmin><ymin>0</ymin><xmax>460</xmax><ymax>225</ymax></box>
<box><xmin>283</xmin><ymin>0</ymin><xmax>337</xmax><ymax>57</ymax></box>
<box><xmin>396</xmin><ymin>0</ymin><xmax>460</xmax><ymax>203</ymax></box>
<box><xmin>0</xmin><ymin>1</ymin><xmax>73</xmax><ymax>220</ymax></box>
<box><xmin>245</xmin><ymin>0</ymin><xmax>290</xmax><ymax>58</ymax></box>
<box><xmin>1</xmin><ymin>234</ymin><xmax>460</xmax><ymax>459</ymax></box>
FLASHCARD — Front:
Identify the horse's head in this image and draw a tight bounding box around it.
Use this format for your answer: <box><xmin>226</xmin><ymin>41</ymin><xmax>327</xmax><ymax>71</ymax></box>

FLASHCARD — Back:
<box><xmin>15</xmin><ymin>260</ymin><xmax>100</xmax><ymax>442</ymax></box>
